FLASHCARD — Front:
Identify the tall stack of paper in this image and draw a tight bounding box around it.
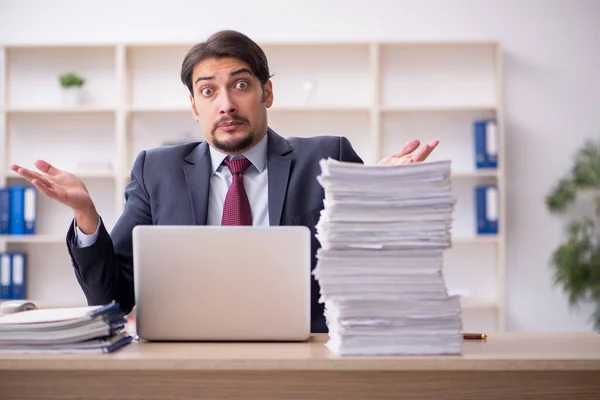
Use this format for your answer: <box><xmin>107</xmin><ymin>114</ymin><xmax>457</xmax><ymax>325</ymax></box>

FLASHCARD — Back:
<box><xmin>0</xmin><ymin>301</ymin><xmax>133</xmax><ymax>354</ymax></box>
<box><xmin>313</xmin><ymin>158</ymin><xmax>462</xmax><ymax>356</ymax></box>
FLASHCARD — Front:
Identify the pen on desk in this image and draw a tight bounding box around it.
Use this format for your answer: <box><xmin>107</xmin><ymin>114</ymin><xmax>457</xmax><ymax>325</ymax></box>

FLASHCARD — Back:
<box><xmin>463</xmin><ymin>333</ymin><xmax>487</xmax><ymax>340</ymax></box>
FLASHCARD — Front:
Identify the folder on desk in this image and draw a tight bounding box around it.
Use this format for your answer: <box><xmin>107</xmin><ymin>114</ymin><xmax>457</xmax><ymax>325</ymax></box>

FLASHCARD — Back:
<box><xmin>0</xmin><ymin>301</ymin><xmax>133</xmax><ymax>353</ymax></box>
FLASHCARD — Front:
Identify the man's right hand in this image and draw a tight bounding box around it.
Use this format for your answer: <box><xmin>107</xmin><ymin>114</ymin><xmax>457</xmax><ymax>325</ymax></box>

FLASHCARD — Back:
<box><xmin>9</xmin><ymin>160</ymin><xmax>99</xmax><ymax>234</ymax></box>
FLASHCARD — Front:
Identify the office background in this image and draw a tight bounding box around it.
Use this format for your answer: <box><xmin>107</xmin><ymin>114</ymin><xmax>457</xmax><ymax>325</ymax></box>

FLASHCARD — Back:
<box><xmin>0</xmin><ymin>0</ymin><xmax>598</xmax><ymax>333</ymax></box>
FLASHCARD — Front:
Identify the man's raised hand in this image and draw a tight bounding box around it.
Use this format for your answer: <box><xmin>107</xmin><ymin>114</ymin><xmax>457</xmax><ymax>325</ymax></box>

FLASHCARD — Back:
<box><xmin>377</xmin><ymin>139</ymin><xmax>439</xmax><ymax>166</ymax></box>
<box><xmin>10</xmin><ymin>160</ymin><xmax>99</xmax><ymax>234</ymax></box>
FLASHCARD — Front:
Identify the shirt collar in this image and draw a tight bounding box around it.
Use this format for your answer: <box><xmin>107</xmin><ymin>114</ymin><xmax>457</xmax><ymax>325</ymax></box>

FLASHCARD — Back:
<box><xmin>208</xmin><ymin>132</ymin><xmax>268</xmax><ymax>175</ymax></box>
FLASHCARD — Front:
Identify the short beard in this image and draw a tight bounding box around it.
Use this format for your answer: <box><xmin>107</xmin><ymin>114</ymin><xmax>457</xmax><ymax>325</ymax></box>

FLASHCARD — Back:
<box><xmin>210</xmin><ymin>113</ymin><xmax>255</xmax><ymax>153</ymax></box>
<box><xmin>212</xmin><ymin>130</ymin><xmax>255</xmax><ymax>153</ymax></box>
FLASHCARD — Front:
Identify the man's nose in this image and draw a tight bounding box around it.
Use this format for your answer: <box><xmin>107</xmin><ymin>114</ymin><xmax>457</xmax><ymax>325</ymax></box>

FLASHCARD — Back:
<box><xmin>218</xmin><ymin>92</ymin><xmax>237</xmax><ymax>115</ymax></box>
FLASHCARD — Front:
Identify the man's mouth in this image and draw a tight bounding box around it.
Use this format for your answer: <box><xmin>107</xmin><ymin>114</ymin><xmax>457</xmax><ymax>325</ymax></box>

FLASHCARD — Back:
<box><xmin>219</xmin><ymin>121</ymin><xmax>243</xmax><ymax>127</ymax></box>
<box><xmin>217</xmin><ymin>120</ymin><xmax>245</xmax><ymax>132</ymax></box>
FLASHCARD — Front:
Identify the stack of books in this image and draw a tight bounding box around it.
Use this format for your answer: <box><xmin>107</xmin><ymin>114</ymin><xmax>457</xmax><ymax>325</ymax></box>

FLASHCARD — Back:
<box><xmin>0</xmin><ymin>301</ymin><xmax>133</xmax><ymax>354</ymax></box>
<box><xmin>313</xmin><ymin>158</ymin><xmax>462</xmax><ymax>356</ymax></box>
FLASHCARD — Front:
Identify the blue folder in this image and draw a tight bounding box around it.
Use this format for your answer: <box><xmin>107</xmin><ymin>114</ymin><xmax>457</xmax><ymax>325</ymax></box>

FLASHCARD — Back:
<box><xmin>474</xmin><ymin>120</ymin><xmax>499</xmax><ymax>169</ymax></box>
<box><xmin>10</xmin><ymin>252</ymin><xmax>27</xmax><ymax>300</ymax></box>
<box><xmin>475</xmin><ymin>185</ymin><xmax>499</xmax><ymax>234</ymax></box>
<box><xmin>0</xmin><ymin>253</ymin><xmax>12</xmax><ymax>300</ymax></box>
<box><xmin>9</xmin><ymin>186</ymin><xmax>25</xmax><ymax>235</ymax></box>
<box><xmin>0</xmin><ymin>188</ymin><xmax>10</xmax><ymax>234</ymax></box>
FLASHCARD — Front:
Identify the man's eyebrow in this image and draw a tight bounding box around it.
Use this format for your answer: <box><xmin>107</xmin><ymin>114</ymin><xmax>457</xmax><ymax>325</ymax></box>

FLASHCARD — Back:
<box><xmin>230</xmin><ymin>68</ymin><xmax>252</xmax><ymax>77</ymax></box>
<box><xmin>194</xmin><ymin>68</ymin><xmax>253</xmax><ymax>86</ymax></box>
<box><xmin>195</xmin><ymin>75</ymin><xmax>214</xmax><ymax>86</ymax></box>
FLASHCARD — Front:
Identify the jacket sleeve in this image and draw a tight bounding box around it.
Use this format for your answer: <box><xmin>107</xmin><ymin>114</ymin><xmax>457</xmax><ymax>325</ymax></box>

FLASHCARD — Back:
<box><xmin>339</xmin><ymin>136</ymin><xmax>364</xmax><ymax>164</ymax></box>
<box><xmin>66</xmin><ymin>150</ymin><xmax>152</xmax><ymax>314</ymax></box>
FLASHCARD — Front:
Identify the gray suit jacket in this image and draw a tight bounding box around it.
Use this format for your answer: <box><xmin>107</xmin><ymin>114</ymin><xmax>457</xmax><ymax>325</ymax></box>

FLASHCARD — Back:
<box><xmin>66</xmin><ymin>128</ymin><xmax>363</xmax><ymax>333</ymax></box>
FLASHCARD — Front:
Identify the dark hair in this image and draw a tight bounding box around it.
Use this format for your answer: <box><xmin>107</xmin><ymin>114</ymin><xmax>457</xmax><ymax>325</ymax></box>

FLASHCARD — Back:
<box><xmin>181</xmin><ymin>30</ymin><xmax>272</xmax><ymax>96</ymax></box>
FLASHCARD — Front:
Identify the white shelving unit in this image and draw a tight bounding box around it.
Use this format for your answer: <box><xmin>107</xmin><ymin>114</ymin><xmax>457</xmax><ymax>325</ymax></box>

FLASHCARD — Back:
<box><xmin>0</xmin><ymin>41</ymin><xmax>506</xmax><ymax>332</ymax></box>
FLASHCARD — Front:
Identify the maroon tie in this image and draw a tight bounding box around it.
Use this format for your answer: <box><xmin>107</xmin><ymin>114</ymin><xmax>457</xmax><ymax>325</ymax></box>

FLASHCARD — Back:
<box><xmin>221</xmin><ymin>158</ymin><xmax>253</xmax><ymax>226</ymax></box>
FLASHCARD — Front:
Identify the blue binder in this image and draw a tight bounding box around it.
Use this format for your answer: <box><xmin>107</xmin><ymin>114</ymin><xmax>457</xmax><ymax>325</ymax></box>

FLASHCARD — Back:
<box><xmin>0</xmin><ymin>187</ymin><xmax>9</xmax><ymax>234</ymax></box>
<box><xmin>9</xmin><ymin>186</ymin><xmax>25</xmax><ymax>235</ymax></box>
<box><xmin>24</xmin><ymin>187</ymin><xmax>37</xmax><ymax>235</ymax></box>
<box><xmin>475</xmin><ymin>185</ymin><xmax>499</xmax><ymax>234</ymax></box>
<box><xmin>474</xmin><ymin>120</ymin><xmax>499</xmax><ymax>169</ymax></box>
<box><xmin>10</xmin><ymin>252</ymin><xmax>27</xmax><ymax>300</ymax></box>
<box><xmin>0</xmin><ymin>253</ymin><xmax>12</xmax><ymax>300</ymax></box>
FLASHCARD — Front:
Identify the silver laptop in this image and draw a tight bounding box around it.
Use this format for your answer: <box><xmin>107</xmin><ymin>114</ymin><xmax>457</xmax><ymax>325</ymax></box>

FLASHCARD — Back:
<box><xmin>132</xmin><ymin>225</ymin><xmax>312</xmax><ymax>341</ymax></box>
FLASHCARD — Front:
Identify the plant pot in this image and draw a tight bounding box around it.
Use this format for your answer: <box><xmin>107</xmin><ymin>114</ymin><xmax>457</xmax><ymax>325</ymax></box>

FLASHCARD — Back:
<box><xmin>61</xmin><ymin>86</ymin><xmax>82</xmax><ymax>107</ymax></box>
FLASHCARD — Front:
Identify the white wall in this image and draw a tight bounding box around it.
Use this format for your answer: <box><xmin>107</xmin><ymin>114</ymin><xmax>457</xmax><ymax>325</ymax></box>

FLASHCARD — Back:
<box><xmin>1</xmin><ymin>0</ymin><xmax>599</xmax><ymax>331</ymax></box>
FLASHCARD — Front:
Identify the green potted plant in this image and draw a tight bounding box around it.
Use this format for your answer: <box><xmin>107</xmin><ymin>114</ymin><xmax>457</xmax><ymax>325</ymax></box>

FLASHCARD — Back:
<box><xmin>546</xmin><ymin>139</ymin><xmax>600</xmax><ymax>330</ymax></box>
<box><xmin>58</xmin><ymin>72</ymin><xmax>85</xmax><ymax>107</ymax></box>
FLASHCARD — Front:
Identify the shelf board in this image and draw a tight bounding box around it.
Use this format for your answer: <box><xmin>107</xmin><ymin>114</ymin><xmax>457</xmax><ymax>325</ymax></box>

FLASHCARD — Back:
<box><xmin>121</xmin><ymin>41</ymin><xmax>372</xmax><ymax>48</ymax></box>
<box><xmin>0</xmin><ymin>105</ymin><xmax>497</xmax><ymax>114</ymax></box>
<box><xmin>128</xmin><ymin>105</ymin><xmax>370</xmax><ymax>113</ymax></box>
<box><xmin>0</xmin><ymin>234</ymin><xmax>64</xmax><ymax>244</ymax></box>
<box><xmin>461</xmin><ymin>298</ymin><xmax>498</xmax><ymax>309</ymax></box>
<box><xmin>6</xmin><ymin>170</ymin><xmax>115</xmax><ymax>179</ymax></box>
<box><xmin>5</xmin><ymin>43</ymin><xmax>116</xmax><ymax>50</ymax></box>
<box><xmin>128</xmin><ymin>106</ymin><xmax>190</xmax><ymax>113</ymax></box>
<box><xmin>6</xmin><ymin>107</ymin><xmax>116</xmax><ymax>114</ymax></box>
<box><xmin>4</xmin><ymin>41</ymin><xmax>499</xmax><ymax>49</ymax></box>
<box><xmin>452</xmin><ymin>235</ymin><xmax>499</xmax><ymax>244</ymax></box>
<box><xmin>0</xmin><ymin>234</ymin><xmax>499</xmax><ymax>245</ymax></box>
<box><xmin>451</xmin><ymin>170</ymin><xmax>499</xmax><ymax>178</ymax></box>
<box><xmin>380</xmin><ymin>105</ymin><xmax>496</xmax><ymax>113</ymax></box>
<box><xmin>269</xmin><ymin>105</ymin><xmax>370</xmax><ymax>112</ymax></box>
<box><xmin>378</xmin><ymin>40</ymin><xmax>499</xmax><ymax>47</ymax></box>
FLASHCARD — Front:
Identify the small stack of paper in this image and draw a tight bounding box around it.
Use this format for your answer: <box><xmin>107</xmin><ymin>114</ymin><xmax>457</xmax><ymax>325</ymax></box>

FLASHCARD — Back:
<box><xmin>313</xmin><ymin>158</ymin><xmax>462</xmax><ymax>356</ymax></box>
<box><xmin>0</xmin><ymin>301</ymin><xmax>133</xmax><ymax>354</ymax></box>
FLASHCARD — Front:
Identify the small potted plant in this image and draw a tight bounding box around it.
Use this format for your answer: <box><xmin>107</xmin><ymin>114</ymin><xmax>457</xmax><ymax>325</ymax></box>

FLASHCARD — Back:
<box><xmin>59</xmin><ymin>72</ymin><xmax>85</xmax><ymax>107</ymax></box>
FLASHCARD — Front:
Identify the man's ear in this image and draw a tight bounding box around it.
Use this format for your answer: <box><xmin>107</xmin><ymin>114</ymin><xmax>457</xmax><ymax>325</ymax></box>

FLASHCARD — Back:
<box><xmin>263</xmin><ymin>80</ymin><xmax>273</xmax><ymax>108</ymax></box>
<box><xmin>190</xmin><ymin>94</ymin><xmax>199</xmax><ymax>121</ymax></box>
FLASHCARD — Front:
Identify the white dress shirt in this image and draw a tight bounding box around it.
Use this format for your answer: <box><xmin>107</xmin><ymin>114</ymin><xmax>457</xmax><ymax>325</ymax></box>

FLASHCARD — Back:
<box><xmin>74</xmin><ymin>134</ymin><xmax>270</xmax><ymax>248</ymax></box>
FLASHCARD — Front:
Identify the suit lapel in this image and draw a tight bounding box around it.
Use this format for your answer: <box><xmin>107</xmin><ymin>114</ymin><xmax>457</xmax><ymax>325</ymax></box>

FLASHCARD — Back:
<box><xmin>183</xmin><ymin>142</ymin><xmax>211</xmax><ymax>225</ymax></box>
<box><xmin>267</xmin><ymin>128</ymin><xmax>293</xmax><ymax>226</ymax></box>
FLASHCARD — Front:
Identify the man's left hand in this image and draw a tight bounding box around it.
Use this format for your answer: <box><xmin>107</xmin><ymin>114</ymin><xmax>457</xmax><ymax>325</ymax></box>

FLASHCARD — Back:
<box><xmin>377</xmin><ymin>139</ymin><xmax>439</xmax><ymax>166</ymax></box>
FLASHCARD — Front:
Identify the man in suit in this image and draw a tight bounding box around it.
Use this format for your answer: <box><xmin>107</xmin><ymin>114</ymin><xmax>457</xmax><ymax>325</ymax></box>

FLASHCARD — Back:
<box><xmin>10</xmin><ymin>30</ymin><xmax>438</xmax><ymax>333</ymax></box>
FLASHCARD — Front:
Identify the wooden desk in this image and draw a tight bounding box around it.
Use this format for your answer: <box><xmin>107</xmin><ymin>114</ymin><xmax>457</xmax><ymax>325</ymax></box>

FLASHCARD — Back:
<box><xmin>0</xmin><ymin>333</ymin><xmax>599</xmax><ymax>399</ymax></box>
